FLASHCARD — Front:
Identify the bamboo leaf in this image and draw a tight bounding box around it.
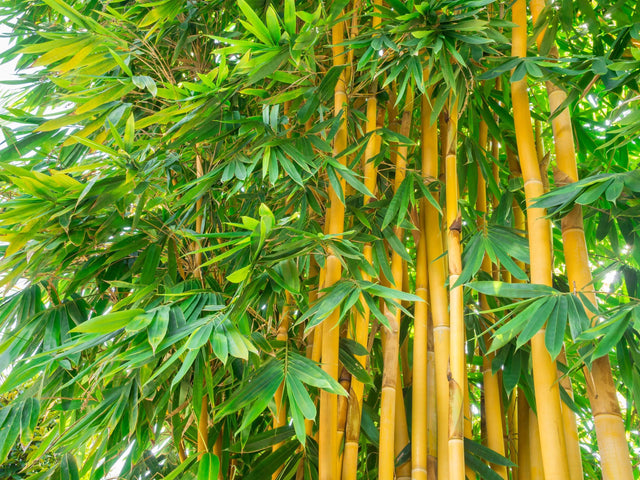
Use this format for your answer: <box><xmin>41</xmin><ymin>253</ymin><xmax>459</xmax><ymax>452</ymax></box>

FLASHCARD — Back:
<box><xmin>592</xmin><ymin>314</ymin><xmax>630</xmax><ymax>360</ymax></box>
<box><xmin>229</xmin><ymin>425</ymin><xmax>295</xmax><ymax>453</ymax></box>
<box><xmin>545</xmin><ymin>295</ymin><xmax>567</xmax><ymax>360</ymax></box>
<box><xmin>468</xmin><ymin>281</ymin><xmax>557</xmax><ymax>298</ymax></box>
<box><xmin>517</xmin><ymin>297</ymin><xmax>558</xmax><ymax>349</ymax></box>
<box><xmin>464</xmin><ymin>437</ymin><xmax>516</xmax><ymax>466</ymax></box>
<box><xmin>197</xmin><ymin>453</ymin><xmax>220</xmax><ymax>480</ymax></box>
<box><xmin>70</xmin><ymin>309</ymin><xmax>145</xmax><ymax>334</ymax></box>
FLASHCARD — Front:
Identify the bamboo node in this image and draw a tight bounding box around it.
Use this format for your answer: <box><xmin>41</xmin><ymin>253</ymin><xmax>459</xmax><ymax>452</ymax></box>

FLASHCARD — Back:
<box><xmin>449</xmin><ymin>216</ymin><xmax>462</xmax><ymax>233</ymax></box>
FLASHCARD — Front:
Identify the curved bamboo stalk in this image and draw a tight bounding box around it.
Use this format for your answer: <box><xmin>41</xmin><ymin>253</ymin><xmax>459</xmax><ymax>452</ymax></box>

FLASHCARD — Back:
<box><xmin>379</xmin><ymin>84</ymin><xmax>414</xmax><ymax>480</ymax></box>
<box><xmin>319</xmin><ymin>9</ymin><xmax>348</xmax><ymax>479</ymax></box>
<box><xmin>421</xmin><ymin>91</ymin><xmax>450</xmax><ymax>480</ymax></box>
<box><xmin>529</xmin><ymin>2</ymin><xmax>634</xmax><ymax>479</ymax></box>
<box><xmin>510</xmin><ymin>1</ymin><xmax>571</xmax><ymax>478</ymax></box>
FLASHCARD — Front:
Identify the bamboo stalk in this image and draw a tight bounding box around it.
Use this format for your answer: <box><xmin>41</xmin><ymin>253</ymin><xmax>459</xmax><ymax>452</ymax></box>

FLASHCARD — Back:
<box><xmin>444</xmin><ymin>98</ymin><xmax>465</xmax><ymax>480</ymax></box>
<box><xmin>197</xmin><ymin>395</ymin><xmax>208</xmax><ymax>458</ymax></box>
<box><xmin>421</xmin><ymin>91</ymin><xmax>450</xmax><ymax>480</ymax></box>
<box><xmin>528</xmin><ymin>2</ymin><xmax>634</xmax><ymax>479</ymax></box>
<box><xmin>342</xmin><ymin>77</ymin><xmax>384</xmax><ymax>480</ymax></box>
<box><xmin>412</xmin><ymin>201</ymin><xmax>429</xmax><ymax>480</ymax></box>
<box><xmin>336</xmin><ymin>368</ymin><xmax>352</xmax><ymax>480</ymax></box>
<box><xmin>379</xmin><ymin>84</ymin><xmax>414</xmax><ymax>480</ymax></box>
<box><xmin>510</xmin><ymin>2</ymin><xmax>571</xmax><ymax>478</ymax></box>
<box><xmin>426</xmin><ymin>312</ymin><xmax>437</xmax><ymax>480</ymax></box>
<box><xmin>395</xmin><ymin>365</ymin><xmax>411</xmax><ymax>480</ymax></box>
<box><xmin>528</xmin><ymin>409</ymin><xmax>545</xmax><ymax>480</ymax></box>
<box><xmin>342</xmin><ymin>1</ymin><xmax>383</xmax><ymax>473</ymax></box>
<box><xmin>319</xmin><ymin>9</ymin><xmax>348</xmax><ymax>479</ymax></box>
<box><xmin>477</xmin><ymin>120</ymin><xmax>508</xmax><ymax>480</ymax></box>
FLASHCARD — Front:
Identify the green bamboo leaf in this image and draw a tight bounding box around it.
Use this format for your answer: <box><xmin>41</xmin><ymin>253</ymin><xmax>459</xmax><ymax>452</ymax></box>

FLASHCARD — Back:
<box><xmin>468</xmin><ymin>281</ymin><xmax>558</xmax><ymax>298</ymax></box>
<box><xmin>228</xmin><ymin>265</ymin><xmax>251</xmax><ymax>283</ymax></box>
<box><xmin>545</xmin><ymin>295</ymin><xmax>568</xmax><ymax>360</ymax></box>
<box><xmin>163</xmin><ymin>456</ymin><xmax>198</xmax><ymax>480</ymax></box>
<box><xmin>288</xmin><ymin>352</ymin><xmax>347</xmax><ymax>396</ymax></box>
<box><xmin>360</xmin><ymin>281</ymin><xmax>424</xmax><ymax>303</ymax></box>
<box><xmin>339</xmin><ymin>345</ymin><xmax>372</xmax><ymax>385</ymax></box>
<box><xmin>237</xmin><ymin>0</ymin><xmax>273</xmax><ymax>46</ymax></box>
<box><xmin>464</xmin><ymin>437</ymin><xmax>516</xmax><ymax>466</ymax></box>
<box><xmin>71</xmin><ymin>309</ymin><xmax>145</xmax><ymax>333</ymax></box>
<box><xmin>286</xmin><ymin>374</ymin><xmax>316</xmax><ymax>419</ymax></box>
<box><xmin>229</xmin><ymin>426</ymin><xmax>295</xmax><ymax>453</ymax></box>
<box><xmin>57</xmin><ymin>453</ymin><xmax>80</xmax><ymax>480</ymax></box>
<box><xmin>592</xmin><ymin>314</ymin><xmax>630</xmax><ymax>360</ymax></box>
<box><xmin>20</xmin><ymin>397</ymin><xmax>39</xmax><ymax>445</ymax></box>
<box><xmin>489</xmin><ymin>299</ymin><xmax>541</xmax><ymax>353</ymax></box>
<box><xmin>243</xmin><ymin>440</ymin><xmax>300</xmax><ymax>480</ymax></box>
<box><xmin>148</xmin><ymin>306</ymin><xmax>170</xmax><ymax>352</ymax></box>
<box><xmin>283</xmin><ymin>0</ymin><xmax>296</xmax><ymax>36</ymax></box>
<box><xmin>453</xmin><ymin>233</ymin><xmax>485</xmax><ymax>288</ymax></box>
<box><xmin>0</xmin><ymin>406</ymin><xmax>20</xmax><ymax>462</ymax></box>
<box><xmin>517</xmin><ymin>297</ymin><xmax>558</xmax><ymax>349</ymax></box>
<box><xmin>464</xmin><ymin>453</ymin><xmax>509</xmax><ymax>480</ymax></box>
<box><xmin>381</xmin><ymin>175</ymin><xmax>411</xmax><ymax>231</ymax></box>
<box><xmin>197</xmin><ymin>453</ymin><xmax>220</xmax><ymax>480</ymax></box>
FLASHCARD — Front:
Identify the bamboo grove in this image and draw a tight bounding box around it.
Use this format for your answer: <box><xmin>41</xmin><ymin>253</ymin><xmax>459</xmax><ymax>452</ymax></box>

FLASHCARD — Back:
<box><xmin>0</xmin><ymin>1</ymin><xmax>639</xmax><ymax>479</ymax></box>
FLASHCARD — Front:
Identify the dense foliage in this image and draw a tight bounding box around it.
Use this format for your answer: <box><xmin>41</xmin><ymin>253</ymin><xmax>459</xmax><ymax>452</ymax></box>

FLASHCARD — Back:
<box><xmin>0</xmin><ymin>0</ymin><xmax>639</xmax><ymax>479</ymax></box>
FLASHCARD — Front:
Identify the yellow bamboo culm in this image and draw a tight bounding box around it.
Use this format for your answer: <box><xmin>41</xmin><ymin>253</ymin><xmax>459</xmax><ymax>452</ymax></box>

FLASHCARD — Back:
<box><xmin>528</xmin><ymin>409</ymin><xmax>545</xmax><ymax>480</ymax></box>
<box><xmin>378</xmin><ymin>84</ymin><xmax>414</xmax><ymax>480</ymax></box>
<box><xmin>477</xmin><ymin>121</ymin><xmax>508</xmax><ymax>480</ymax></box>
<box><xmin>319</xmin><ymin>9</ymin><xmax>348</xmax><ymax>479</ymax></box>
<box><xmin>394</xmin><ymin>87</ymin><xmax>414</xmax><ymax>480</ymax></box>
<box><xmin>395</xmin><ymin>365</ymin><xmax>411</xmax><ymax>480</ymax></box>
<box><xmin>444</xmin><ymin>98</ymin><xmax>465</xmax><ymax>480</ymax></box>
<box><xmin>426</xmin><ymin>312</ymin><xmax>437</xmax><ymax>480</ymax></box>
<box><xmin>528</xmin><ymin>2</ymin><xmax>634</xmax><ymax>479</ymax></box>
<box><xmin>510</xmin><ymin>1</ymin><xmax>571</xmax><ymax>479</ymax></box>
<box><xmin>532</xmin><ymin>76</ymin><xmax>582</xmax><ymax>480</ymax></box>
<box><xmin>342</xmin><ymin>2</ymin><xmax>383</xmax><ymax>474</ymax></box>
<box><xmin>412</xmin><ymin>198</ymin><xmax>429</xmax><ymax>480</ymax></box>
<box><xmin>198</xmin><ymin>395</ymin><xmax>209</xmax><ymax>458</ymax></box>
<box><xmin>421</xmin><ymin>91</ymin><xmax>450</xmax><ymax>480</ymax></box>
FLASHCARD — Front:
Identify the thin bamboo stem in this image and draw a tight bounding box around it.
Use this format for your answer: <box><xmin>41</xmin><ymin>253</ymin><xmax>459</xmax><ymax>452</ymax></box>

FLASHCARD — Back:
<box><xmin>511</xmin><ymin>2</ymin><xmax>570</xmax><ymax>479</ymax></box>
<box><xmin>379</xmin><ymin>84</ymin><xmax>413</xmax><ymax>480</ymax></box>
<box><xmin>319</xmin><ymin>10</ymin><xmax>348</xmax><ymax>479</ymax></box>
<box><xmin>445</xmin><ymin>98</ymin><xmax>465</xmax><ymax>480</ymax></box>
<box><xmin>197</xmin><ymin>395</ymin><xmax>208</xmax><ymax>458</ymax></box>
<box><xmin>412</xmin><ymin>201</ymin><xmax>429</xmax><ymax>480</ymax></box>
<box><xmin>422</xmin><ymin>92</ymin><xmax>450</xmax><ymax>480</ymax></box>
<box><xmin>478</xmin><ymin>121</ymin><xmax>508</xmax><ymax>480</ymax></box>
<box><xmin>342</xmin><ymin>2</ymin><xmax>382</xmax><ymax>474</ymax></box>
